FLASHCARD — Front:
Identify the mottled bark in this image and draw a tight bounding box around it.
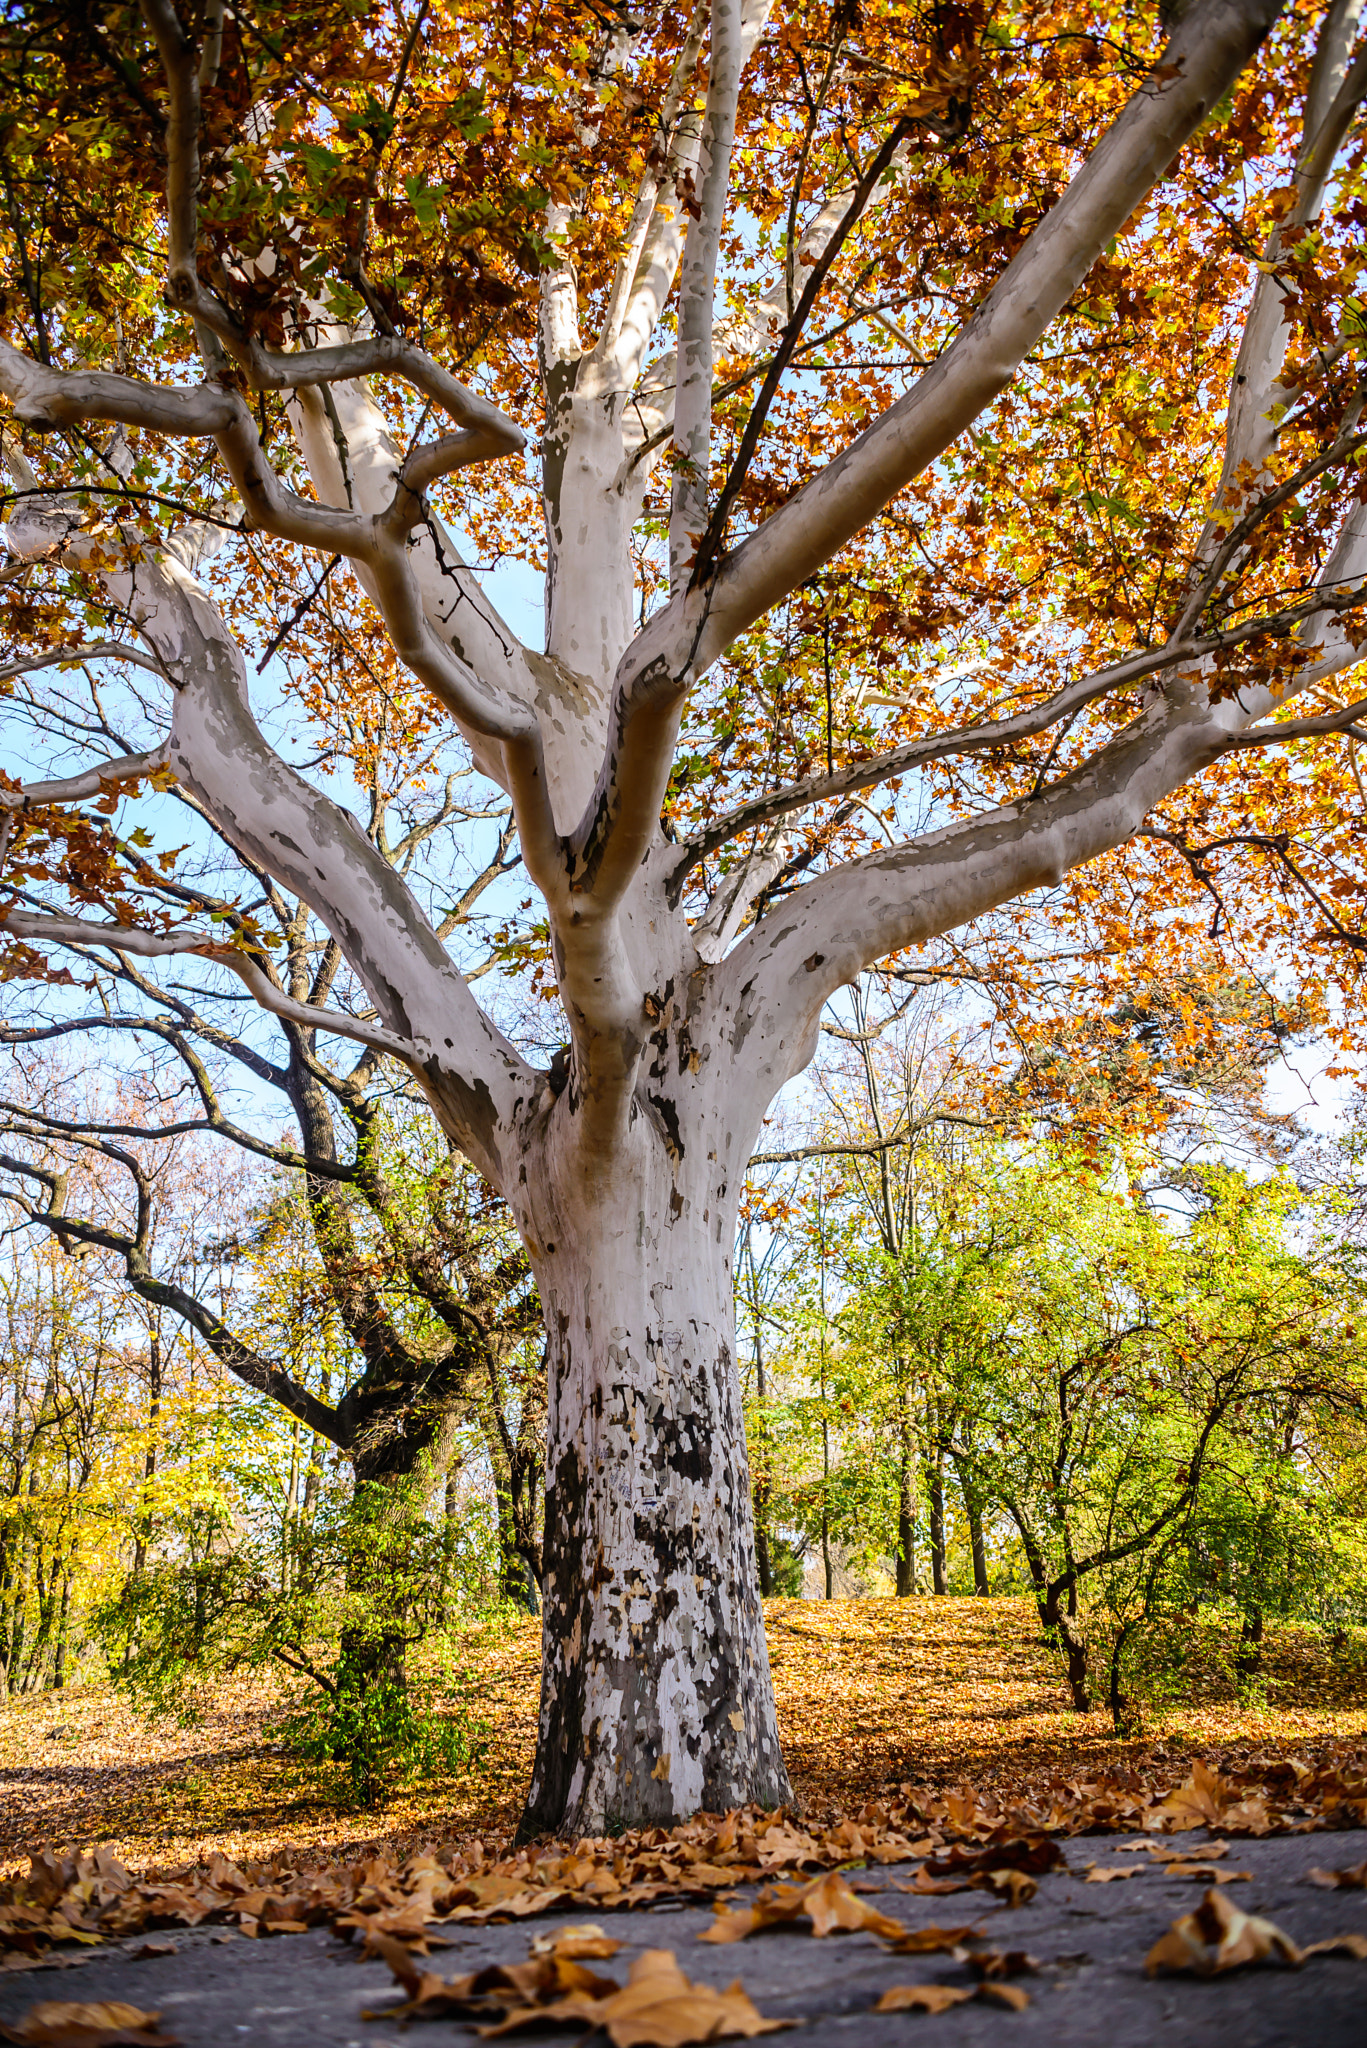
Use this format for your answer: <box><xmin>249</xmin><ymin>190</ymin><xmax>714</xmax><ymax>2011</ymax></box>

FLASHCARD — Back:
<box><xmin>519</xmin><ymin>1179</ymin><xmax>789</xmax><ymax>1839</ymax></box>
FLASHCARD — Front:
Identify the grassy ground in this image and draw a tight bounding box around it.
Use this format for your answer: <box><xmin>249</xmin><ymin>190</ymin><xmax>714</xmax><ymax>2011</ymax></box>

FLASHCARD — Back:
<box><xmin>2</xmin><ymin>1597</ymin><xmax>1364</xmax><ymax>1878</ymax></box>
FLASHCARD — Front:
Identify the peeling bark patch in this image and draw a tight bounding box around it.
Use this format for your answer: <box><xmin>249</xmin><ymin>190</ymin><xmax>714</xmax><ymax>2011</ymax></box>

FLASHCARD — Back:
<box><xmin>803</xmin><ymin>951</ymin><xmax>825</xmax><ymax>972</ymax></box>
<box><xmin>648</xmin><ymin>1092</ymin><xmax>684</xmax><ymax>1165</ymax></box>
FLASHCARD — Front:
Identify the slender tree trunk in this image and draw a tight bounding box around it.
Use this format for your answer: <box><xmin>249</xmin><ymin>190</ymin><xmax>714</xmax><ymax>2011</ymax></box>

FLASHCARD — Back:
<box><xmin>821</xmin><ymin>1410</ymin><xmax>833</xmax><ymax>1600</ymax></box>
<box><xmin>52</xmin><ymin>1561</ymin><xmax>73</xmax><ymax>1690</ymax></box>
<box><xmin>952</xmin><ymin>1458</ymin><xmax>989</xmax><ymax>1596</ymax></box>
<box><xmin>131</xmin><ymin>1336</ymin><xmax>162</xmax><ymax>1579</ymax></box>
<box><xmin>441</xmin><ymin>1464</ymin><xmax>460</xmax><ymax>1626</ymax></box>
<box><xmin>752</xmin><ymin>1289</ymin><xmax>772</xmax><ymax>1598</ymax></box>
<box><xmin>968</xmin><ymin>1499</ymin><xmax>989</xmax><ymax>1597</ymax></box>
<box><xmin>1040</xmin><ymin>1580</ymin><xmax>1091</xmax><ymax>1710</ymax></box>
<box><xmin>1108</xmin><ymin>1620</ymin><xmax>1132</xmax><ymax>1731</ymax></box>
<box><xmin>895</xmin><ymin>1375</ymin><xmax>915</xmax><ymax>1597</ymax></box>
<box><xmin>518</xmin><ymin>1200</ymin><xmax>791</xmax><ymax>1840</ymax></box>
<box><xmin>1236</xmin><ymin>1605</ymin><xmax>1264</xmax><ymax>1682</ymax></box>
<box><xmin>927</xmin><ymin>1456</ymin><xmax>946</xmax><ymax>1595</ymax></box>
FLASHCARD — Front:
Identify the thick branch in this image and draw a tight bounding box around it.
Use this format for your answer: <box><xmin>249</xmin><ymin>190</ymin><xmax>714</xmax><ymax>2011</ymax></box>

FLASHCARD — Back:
<box><xmin>669</xmin><ymin>0</ymin><xmax>744</xmax><ymax>589</ymax></box>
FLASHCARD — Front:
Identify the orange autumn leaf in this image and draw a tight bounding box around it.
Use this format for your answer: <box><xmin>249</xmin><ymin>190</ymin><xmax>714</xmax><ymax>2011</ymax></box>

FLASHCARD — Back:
<box><xmin>1146</xmin><ymin>1888</ymin><xmax>1303</xmax><ymax>1976</ymax></box>
<box><xmin>0</xmin><ymin>2006</ymin><xmax>181</xmax><ymax>2048</ymax></box>
<box><xmin>699</xmin><ymin>1871</ymin><xmax>905</xmax><ymax>1945</ymax></box>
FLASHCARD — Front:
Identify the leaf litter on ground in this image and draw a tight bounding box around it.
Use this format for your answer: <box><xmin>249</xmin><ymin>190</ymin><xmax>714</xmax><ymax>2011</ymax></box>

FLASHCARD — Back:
<box><xmin>366</xmin><ymin>1939</ymin><xmax>792</xmax><ymax>2046</ymax></box>
<box><xmin>6</xmin><ymin>1599</ymin><xmax>1365</xmax><ymax>1883</ymax></box>
<box><xmin>6</xmin><ymin>1745</ymin><xmax>1367</xmax><ymax>1966</ymax></box>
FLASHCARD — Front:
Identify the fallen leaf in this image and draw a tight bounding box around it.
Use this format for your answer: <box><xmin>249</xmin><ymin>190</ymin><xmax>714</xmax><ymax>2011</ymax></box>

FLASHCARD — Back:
<box><xmin>923</xmin><ymin>1839</ymin><xmax>1064</xmax><ymax>1881</ymax></box>
<box><xmin>1164</xmin><ymin>1866</ymin><xmax>1251</xmax><ymax>1885</ymax></box>
<box><xmin>1306</xmin><ymin>1862</ymin><xmax>1367</xmax><ymax>1890</ymax></box>
<box><xmin>880</xmin><ymin>1925</ymin><xmax>983</xmax><ymax>1956</ymax></box>
<box><xmin>976</xmin><ymin>1982</ymin><xmax>1030</xmax><ymax>2011</ymax></box>
<box><xmin>898</xmin><ymin>1838</ymin><xmax>1056</xmax><ymax>1907</ymax></box>
<box><xmin>0</xmin><ymin>2004</ymin><xmax>181</xmax><ymax>2047</ymax></box>
<box><xmin>1149</xmin><ymin>1761</ymin><xmax>1232</xmax><ymax>1832</ymax></box>
<box><xmin>699</xmin><ymin>1872</ymin><xmax>904</xmax><ymax>1945</ymax></box>
<box><xmin>962</xmin><ymin>1951</ymin><xmax>1037</xmax><ymax>1981</ymax></box>
<box><xmin>366</xmin><ymin>1937</ymin><xmax>621</xmax><ymax>2023</ymax></box>
<box><xmin>480</xmin><ymin>1948</ymin><xmax>792</xmax><ymax>2046</ymax></box>
<box><xmin>873</xmin><ymin>1981</ymin><xmax>1030</xmax><ymax>2014</ymax></box>
<box><xmin>1083</xmin><ymin>1865</ymin><xmax>1143</xmax><ymax>1884</ymax></box>
<box><xmin>1300</xmin><ymin>1934</ymin><xmax>1367</xmax><ymax>1960</ymax></box>
<box><xmin>874</xmin><ymin>1984</ymin><xmax>973</xmax><ymax>2013</ymax></box>
<box><xmin>131</xmin><ymin>1944</ymin><xmax>176</xmax><ymax>1961</ymax></box>
<box><xmin>1145</xmin><ymin>1888</ymin><xmax>1301</xmax><ymax>1976</ymax></box>
<box><xmin>978</xmin><ymin>1870</ymin><xmax>1036</xmax><ymax>1909</ymax></box>
<box><xmin>529</xmin><ymin>1924</ymin><xmax>625</xmax><ymax>1959</ymax></box>
<box><xmin>897</xmin><ymin>1873</ymin><xmax>973</xmax><ymax>1898</ymax></box>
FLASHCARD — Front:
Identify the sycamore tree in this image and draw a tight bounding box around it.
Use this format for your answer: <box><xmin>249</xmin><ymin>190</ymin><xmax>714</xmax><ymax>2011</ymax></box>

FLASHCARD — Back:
<box><xmin>1</xmin><ymin>0</ymin><xmax>1366</xmax><ymax>1835</ymax></box>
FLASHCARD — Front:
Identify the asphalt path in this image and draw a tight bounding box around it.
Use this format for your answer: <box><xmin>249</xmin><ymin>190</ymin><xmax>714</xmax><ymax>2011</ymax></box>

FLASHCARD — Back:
<box><xmin>2</xmin><ymin>1827</ymin><xmax>1364</xmax><ymax>2047</ymax></box>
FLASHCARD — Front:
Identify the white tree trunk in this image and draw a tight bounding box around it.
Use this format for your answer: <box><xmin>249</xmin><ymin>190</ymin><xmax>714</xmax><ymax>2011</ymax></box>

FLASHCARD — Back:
<box><xmin>516</xmin><ymin>1120</ymin><xmax>790</xmax><ymax>1836</ymax></box>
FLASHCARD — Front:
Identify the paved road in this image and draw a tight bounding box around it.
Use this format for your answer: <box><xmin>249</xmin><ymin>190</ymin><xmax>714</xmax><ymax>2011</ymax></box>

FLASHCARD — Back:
<box><xmin>2</xmin><ymin>1828</ymin><xmax>1364</xmax><ymax>2046</ymax></box>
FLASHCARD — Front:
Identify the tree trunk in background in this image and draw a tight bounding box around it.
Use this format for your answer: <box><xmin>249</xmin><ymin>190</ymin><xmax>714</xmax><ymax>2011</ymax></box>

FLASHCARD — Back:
<box><xmin>968</xmin><ymin>1501</ymin><xmax>989</xmax><ymax>1596</ymax></box>
<box><xmin>52</xmin><ymin>1563</ymin><xmax>72</xmax><ymax>1689</ymax></box>
<box><xmin>442</xmin><ymin>1464</ymin><xmax>460</xmax><ymax>1626</ymax></box>
<box><xmin>928</xmin><ymin>1457</ymin><xmax>946</xmax><ymax>1595</ymax></box>
<box><xmin>953</xmin><ymin>1458</ymin><xmax>989</xmax><ymax>1596</ymax></box>
<box><xmin>821</xmin><ymin>1418</ymin><xmax>834</xmax><ymax>1601</ymax></box>
<box><xmin>752</xmin><ymin>1309</ymin><xmax>772</xmax><ymax>1598</ymax></box>
<box><xmin>130</xmin><ymin>1335</ymin><xmax>162</xmax><ymax>1580</ymax></box>
<box><xmin>1236</xmin><ymin>1605</ymin><xmax>1264</xmax><ymax>1681</ymax></box>
<box><xmin>895</xmin><ymin>1418</ymin><xmax>916</xmax><ymax>1597</ymax></box>
<box><xmin>754</xmin><ymin>1476</ymin><xmax>773</xmax><ymax>1597</ymax></box>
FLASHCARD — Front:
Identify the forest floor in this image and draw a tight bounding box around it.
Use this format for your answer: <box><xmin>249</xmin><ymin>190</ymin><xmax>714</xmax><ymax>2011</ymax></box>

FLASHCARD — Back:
<box><xmin>2</xmin><ymin>1596</ymin><xmax>1365</xmax><ymax>1879</ymax></box>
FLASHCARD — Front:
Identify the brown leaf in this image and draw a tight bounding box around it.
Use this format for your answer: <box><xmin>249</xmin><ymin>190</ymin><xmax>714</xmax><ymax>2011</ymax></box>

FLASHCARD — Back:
<box><xmin>366</xmin><ymin>1938</ymin><xmax>622</xmax><ymax>2023</ymax></box>
<box><xmin>874</xmin><ymin>1985</ymin><xmax>974</xmax><ymax>2014</ymax></box>
<box><xmin>962</xmin><ymin>1950</ymin><xmax>1037</xmax><ymax>1981</ymax></box>
<box><xmin>976</xmin><ymin>1981</ymin><xmax>1031</xmax><ymax>2011</ymax></box>
<box><xmin>880</xmin><ymin>1925</ymin><xmax>983</xmax><ymax>1955</ymax></box>
<box><xmin>802</xmin><ymin>1873</ymin><xmax>906</xmax><ymax>1941</ymax></box>
<box><xmin>480</xmin><ymin>1949</ymin><xmax>792</xmax><ymax>2047</ymax></box>
<box><xmin>529</xmin><ymin>1924</ymin><xmax>625</xmax><ymax>1959</ymax></box>
<box><xmin>922</xmin><ymin>1839</ymin><xmax>1063</xmax><ymax>1880</ymax></box>
<box><xmin>335</xmin><ymin>1904</ymin><xmax>452</xmax><ymax>1956</ymax></box>
<box><xmin>1165</xmin><ymin>1866</ymin><xmax>1251</xmax><ymax>1885</ymax></box>
<box><xmin>1150</xmin><ymin>1760</ymin><xmax>1231</xmax><ymax>1832</ymax></box>
<box><xmin>1306</xmin><ymin>1862</ymin><xmax>1367</xmax><ymax>1890</ymax></box>
<box><xmin>976</xmin><ymin>1870</ymin><xmax>1036</xmax><ymax>1909</ymax></box>
<box><xmin>1299</xmin><ymin>1934</ymin><xmax>1367</xmax><ymax>1960</ymax></box>
<box><xmin>873</xmin><ymin>1981</ymin><xmax>1031</xmax><ymax>2014</ymax></box>
<box><xmin>699</xmin><ymin>1872</ymin><xmax>904</xmax><ymax>1945</ymax></box>
<box><xmin>896</xmin><ymin>1873</ymin><xmax>973</xmax><ymax>1898</ymax></box>
<box><xmin>0</xmin><ymin>2003</ymin><xmax>181</xmax><ymax>2047</ymax></box>
<box><xmin>1083</xmin><ymin>1865</ymin><xmax>1143</xmax><ymax>1883</ymax></box>
<box><xmin>1145</xmin><ymin>1887</ymin><xmax>1302</xmax><ymax>1976</ymax></box>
